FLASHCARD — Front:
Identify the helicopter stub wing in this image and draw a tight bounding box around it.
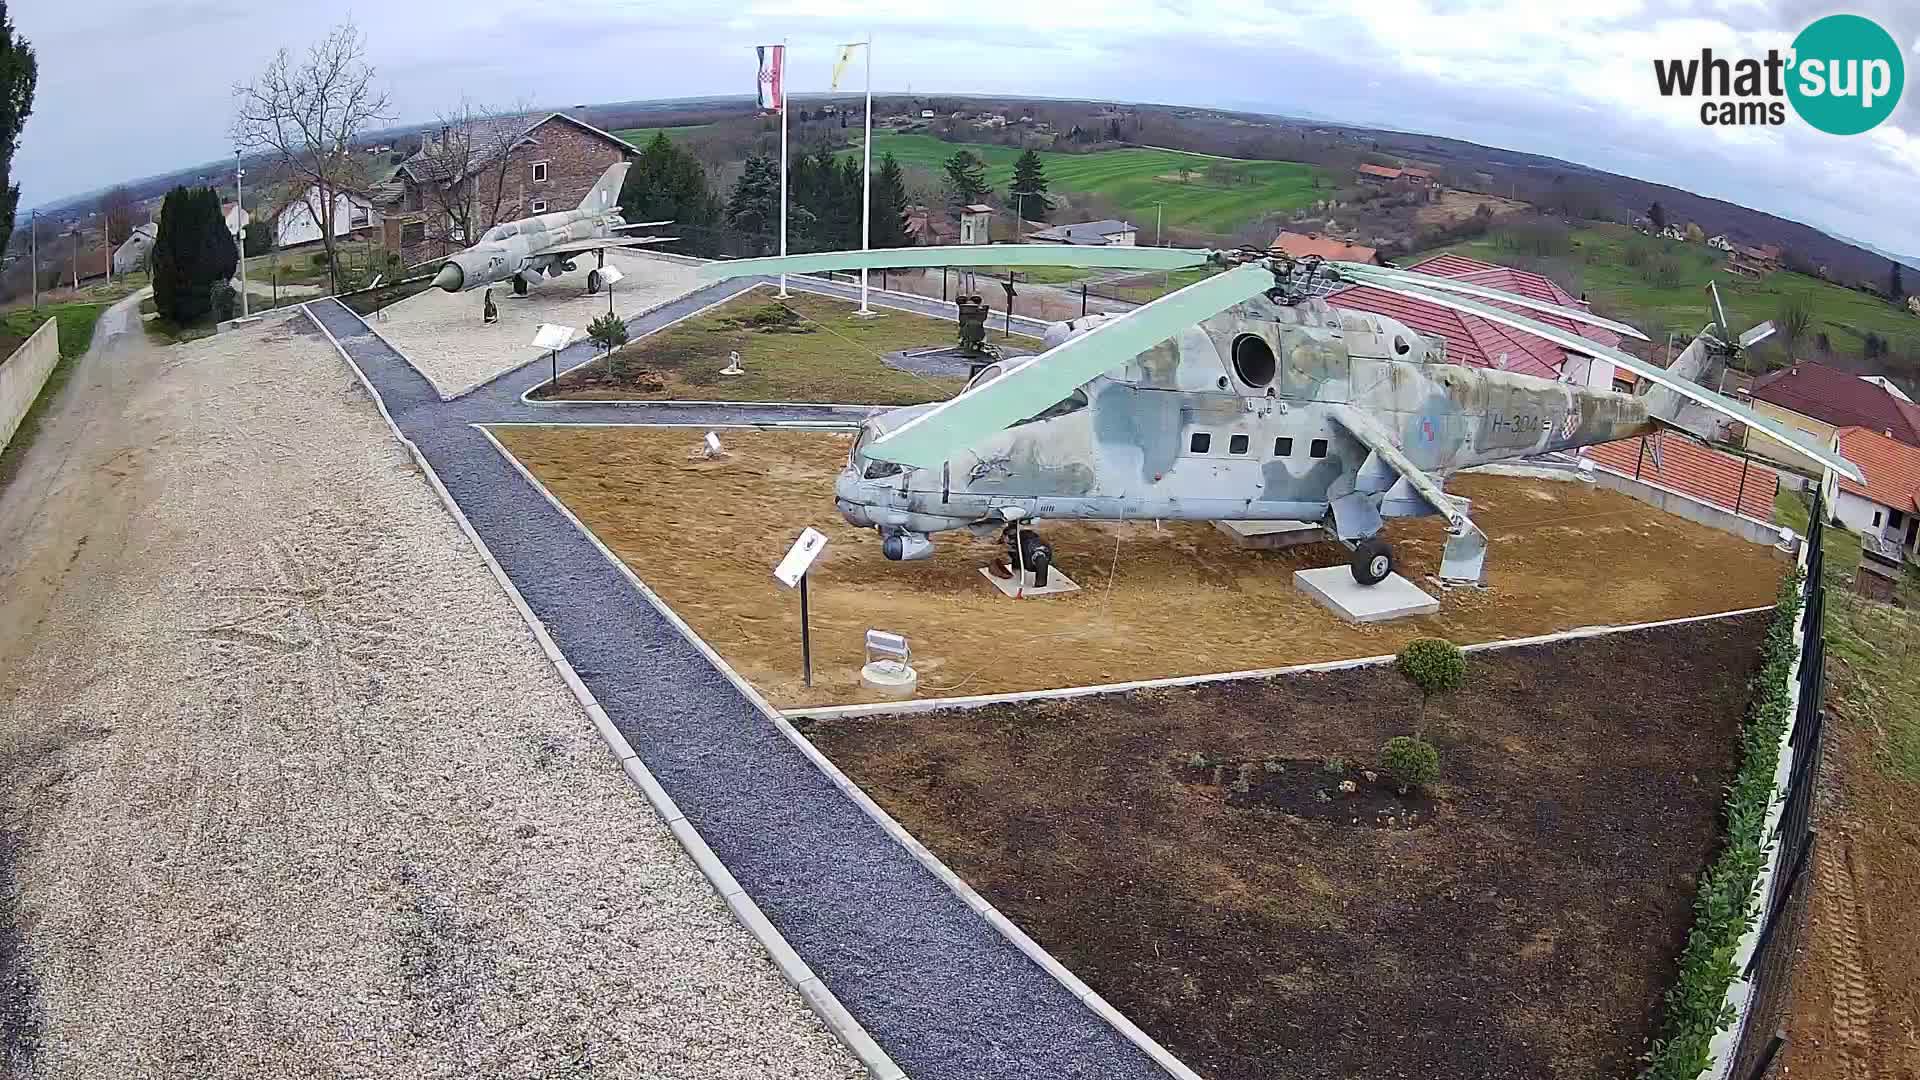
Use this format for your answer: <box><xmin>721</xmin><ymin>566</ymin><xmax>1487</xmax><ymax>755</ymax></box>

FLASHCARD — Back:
<box><xmin>1333</xmin><ymin>263</ymin><xmax>1650</xmax><ymax>341</ymax></box>
<box><xmin>698</xmin><ymin>243</ymin><xmax>1217</xmax><ymax>281</ymax></box>
<box><xmin>1371</xmin><ymin>278</ymin><xmax>1864</xmax><ymax>483</ymax></box>
<box><xmin>865</xmin><ymin>263</ymin><xmax>1275</xmax><ymax>469</ymax></box>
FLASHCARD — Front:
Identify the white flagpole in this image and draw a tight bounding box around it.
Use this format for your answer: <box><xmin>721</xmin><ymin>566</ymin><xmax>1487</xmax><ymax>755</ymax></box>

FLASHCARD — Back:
<box><xmin>776</xmin><ymin>38</ymin><xmax>790</xmax><ymax>299</ymax></box>
<box><xmin>854</xmin><ymin>34</ymin><xmax>876</xmax><ymax>316</ymax></box>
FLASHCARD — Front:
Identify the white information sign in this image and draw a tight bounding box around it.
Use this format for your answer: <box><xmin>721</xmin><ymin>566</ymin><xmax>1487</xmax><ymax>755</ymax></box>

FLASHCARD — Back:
<box><xmin>598</xmin><ymin>265</ymin><xmax>625</xmax><ymax>287</ymax></box>
<box><xmin>531</xmin><ymin>323</ymin><xmax>575</xmax><ymax>351</ymax></box>
<box><xmin>773</xmin><ymin>527</ymin><xmax>829</xmax><ymax>588</ymax></box>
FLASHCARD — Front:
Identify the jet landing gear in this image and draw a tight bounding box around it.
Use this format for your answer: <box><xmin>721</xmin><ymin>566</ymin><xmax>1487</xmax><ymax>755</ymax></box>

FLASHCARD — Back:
<box><xmin>1350</xmin><ymin>537</ymin><xmax>1394</xmax><ymax>586</ymax></box>
<box><xmin>511</xmin><ymin>274</ymin><xmax>529</xmax><ymax>297</ymax></box>
<box><xmin>587</xmin><ymin>251</ymin><xmax>607</xmax><ymax>294</ymax></box>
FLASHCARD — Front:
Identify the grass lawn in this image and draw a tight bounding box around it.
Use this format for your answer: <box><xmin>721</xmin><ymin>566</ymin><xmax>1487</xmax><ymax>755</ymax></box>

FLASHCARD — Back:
<box><xmin>856</xmin><ymin>133</ymin><xmax>1329</xmax><ymax>235</ymax></box>
<box><xmin>1416</xmin><ymin>223</ymin><xmax>1920</xmax><ymax>355</ymax></box>
<box><xmin>615</xmin><ymin>124</ymin><xmax>711</xmax><ymax>147</ymax></box>
<box><xmin>534</xmin><ymin>287</ymin><xmax>1034</xmax><ymax>405</ymax></box>
<box><xmin>0</xmin><ymin>301</ymin><xmax>106</xmax><ymax>490</ymax></box>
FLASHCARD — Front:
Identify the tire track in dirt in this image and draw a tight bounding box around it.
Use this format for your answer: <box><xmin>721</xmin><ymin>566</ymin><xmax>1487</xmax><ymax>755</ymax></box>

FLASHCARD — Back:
<box><xmin>1813</xmin><ymin>832</ymin><xmax>1877</xmax><ymax>1078</ymax></box>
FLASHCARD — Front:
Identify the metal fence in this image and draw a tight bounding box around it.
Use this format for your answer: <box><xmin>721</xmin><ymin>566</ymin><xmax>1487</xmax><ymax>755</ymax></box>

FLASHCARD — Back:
<box><xmin>1720</xmin><ymin>491</ymin><xmax>1828</xmax><ymax>1080</ymax></box>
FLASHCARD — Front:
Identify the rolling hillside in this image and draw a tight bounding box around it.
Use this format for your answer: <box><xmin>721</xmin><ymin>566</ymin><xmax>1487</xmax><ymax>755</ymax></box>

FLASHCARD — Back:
<box><xmin>857</xmin><ymin>134</ymin><xmax>1328</xmax><ymax>236</ymax></box>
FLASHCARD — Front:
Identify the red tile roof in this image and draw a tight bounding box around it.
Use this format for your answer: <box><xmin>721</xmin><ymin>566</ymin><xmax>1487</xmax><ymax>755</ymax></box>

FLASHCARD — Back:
<box><xmin>1272</xmin><ymin>231</ymin><xmax>1378</xmax><ymax>264</ymax></box>
<box><xmin>1357</xmin><ymin>164</ymin><xmax>1402</xmax><ymax>180</ymax></box>
<box><xmin>1327</xmin><ymin>253</ymin><xmax>1622</xmax><ymax>380</ymax></box>
<box><xmin>1748</xmin><ymin>360</ymin><xmax>1920</xmax><ymax>446</ymax></box>
<box><xmin>1584</xmin><ymin>435</ymin><xmax>1780</xmax><ymax>520</ymax></box>
<box><xmin>1834</xmin><ymin>426</ymin><xmax>1920</xmax><ymax>511</ymax></box>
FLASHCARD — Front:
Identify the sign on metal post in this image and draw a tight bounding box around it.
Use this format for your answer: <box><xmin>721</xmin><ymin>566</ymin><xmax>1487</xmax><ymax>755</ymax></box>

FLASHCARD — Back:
<box><xmin>774</xmin><ymin>527</ymin><xmax>830</xmax><ymax>686</ymax></box>
<box><xmin>532</xmin><ymin>323</ymin><xmax>575</xmax><ymax>392</ymax></box>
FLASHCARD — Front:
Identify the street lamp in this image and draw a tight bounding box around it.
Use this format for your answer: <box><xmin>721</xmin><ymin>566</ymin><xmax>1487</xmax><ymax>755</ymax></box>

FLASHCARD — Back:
<box><xmin>236</xmin><ymin>150</ymin><xmax>250</xmax><ymax>317</ymax></box>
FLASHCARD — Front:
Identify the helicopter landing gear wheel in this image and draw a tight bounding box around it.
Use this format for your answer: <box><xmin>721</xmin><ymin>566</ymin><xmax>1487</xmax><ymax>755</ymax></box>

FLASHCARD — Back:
<box><xmin>1002</xmin><ymin>523</ymin><xmax>1054</xmax><ymax>587</ymax></box>
<box><xmin>1350</xmin><ymin>537</ymin><xmax>1393</xmax><ymax>586</ymax></box>
<box><xmin>511</xmin><ymin>274</ymin><xmax>528</xmax><ymax>297</ymax></box>
<box><xmin>587</xmin><ymin>269</ymin><xmax>602</xmax><ymax>294</ymax></box>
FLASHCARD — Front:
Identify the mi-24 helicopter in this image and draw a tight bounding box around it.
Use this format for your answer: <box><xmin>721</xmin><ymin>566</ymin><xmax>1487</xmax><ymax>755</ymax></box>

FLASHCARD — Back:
<box><xmin>702</xmin><ymin>243</ymin><xmax>1861</xmax><ymax>587</ymax></box>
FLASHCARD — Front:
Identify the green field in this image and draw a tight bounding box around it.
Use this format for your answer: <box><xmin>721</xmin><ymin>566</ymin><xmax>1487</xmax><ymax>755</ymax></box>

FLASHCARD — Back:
<box><xmin>1418</xmin><ymin>223</ymin><xmax>1920</xmax><ymax>357</ymax></box>
<box><xmin>616</xmin><ymin>124</ymin><xmax>711</xmax><ymax>146</ymax></box>
<box><xmin>856</xmin><ymin>134</ymin><xmax>1328</xmax><ymax>236</ymax></box>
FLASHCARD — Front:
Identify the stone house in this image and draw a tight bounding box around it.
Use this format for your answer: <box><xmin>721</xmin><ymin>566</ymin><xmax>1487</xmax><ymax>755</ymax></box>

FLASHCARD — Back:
<box><xmin>382</xmin><ymin>112</ymin><xmax>636</xmax><ymax>265</ymax></box>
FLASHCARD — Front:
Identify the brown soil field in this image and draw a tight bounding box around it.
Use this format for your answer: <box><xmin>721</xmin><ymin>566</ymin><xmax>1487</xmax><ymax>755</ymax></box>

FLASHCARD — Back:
<box><xmin>796</xmin><ymin>615</ymin><xmax>1771</xmax><ymax>1080</ymax></box>
<box><xmin>1416</xmin><ymin>190</ymin><xmax>1531</xmax><ymax>226</ymax></box>
<box><xmin>489</xmin><ymin>426</ymin><xmax>1789</xmax><ymax>707</ymax></box>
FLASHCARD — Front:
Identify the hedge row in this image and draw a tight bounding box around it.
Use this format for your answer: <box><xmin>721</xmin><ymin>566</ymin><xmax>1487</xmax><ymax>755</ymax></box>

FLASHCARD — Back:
<box><xmin>1642</xmin><ymin>568</ymin><xmax>1807</xmax><ymax>1079</ymax></box>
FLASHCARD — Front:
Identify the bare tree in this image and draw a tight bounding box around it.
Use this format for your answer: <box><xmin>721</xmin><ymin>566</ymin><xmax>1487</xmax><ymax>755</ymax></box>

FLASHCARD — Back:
<box><xmin>97</xmin><ymin>185</ymin><xmax>139</xmax><ymax>246</ymax></box>
<box><xmin>231</xmin><ymin>20</ymin><xmax>391</xmax><ymax>293</ymax></box>
<box><xmin>411</xmin><ymin>97</ymin><xmax>535</xmax><ymax>257</ymax></box>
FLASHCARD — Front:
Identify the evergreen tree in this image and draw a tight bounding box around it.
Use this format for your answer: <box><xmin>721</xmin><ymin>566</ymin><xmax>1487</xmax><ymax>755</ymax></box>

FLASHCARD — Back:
<box><xmin>942</xmin><ymin>150</ymin><xmax>988</xmax><ymax>211</ymax></box>
<box><xmin>726</xmin><ymin>154</ymin><xmax>780</xmax><ymax>247</ymax></box>
<box><xmin>1647</xmin><ymin>201</ymin><xmax>1666</xmax><ymax>231</ymax></box>
<box><xmin>871</xmin><ymin>152</ymin><xmax>914</xmax><ymax>248</ymax></box>
<box><xmin>1891</xmin><ymin>259</ymin><xmax>1905</xmax><ymax>301</ymax></box>
<box><xmin>151</xmin><ymin>186</ymin><xmax>236</xmax><ymax>325</ymax></box>
<box><xmin>0</xmin><ymin>1</ymin><xmax>36</xmax><ymax>254</ymax></box>
<box><xmin>1009</xmin><ymin>149</ymin><xmax>1052</xmax><ymax>222</ymax></box>
<box><xmin>619</xmin><ymin>133</ymin><xmax>721</xmax><ymax>251</ymax></box>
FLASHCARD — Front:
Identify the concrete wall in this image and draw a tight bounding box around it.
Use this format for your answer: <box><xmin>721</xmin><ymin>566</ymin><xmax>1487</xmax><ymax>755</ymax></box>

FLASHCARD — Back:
<box><xmin>1589</xmin><ymin>464</ymin><xmax>1789</xmax><ymax>547</ymax></box>
<box><xmin>0</xmin><ymin>317</ymin><xmax>60</xmax><ymax>452</ymax></box>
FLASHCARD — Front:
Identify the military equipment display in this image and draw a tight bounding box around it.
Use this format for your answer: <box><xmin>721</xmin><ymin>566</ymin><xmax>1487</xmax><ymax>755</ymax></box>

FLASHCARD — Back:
<box><xmin>428</xmin><ymin>163</ymin><xmax>674</xmax><ymax>297</ymax></box>
<box><xmin>702</xmin><ymin>244</ymin><xmax>1861</xmax><ymax>587</ymax></box>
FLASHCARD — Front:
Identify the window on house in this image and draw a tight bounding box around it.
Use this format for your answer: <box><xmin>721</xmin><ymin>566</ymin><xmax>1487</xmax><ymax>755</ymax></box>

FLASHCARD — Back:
<box><xmin>1310</xmin><ymin>438</ymin><xmax>1329</xmax><ymax>459</ymax></box>
<box><xmin>400</xmin><ymin>221</ymin><xmax>425</xmax><ymax>243</ymax></box>
<box><xmin>1229</xmin><ymin>433</ymin><xmax>1250</xmax><ymax>455</ymax></box>
<box><xmin>529</xmin><ymin>199</ymin><xmax>547</xmax><ymax>214</ymax></box>
<box><xmin>1891</xmin><ymin>509</ymin><xmax>1907</xmax><ymax>529</ymax></box>
<box><xmin>1873</xmin><ymin>510</ymin><xmax>1883</xmax><ymax>527</ymax></box>
<box><xmin>531</xmin><ymin>161</ymin><xmax>549</xmax><ymax>183</ymax></box>
<box><xmin>1189</xmin><ymin>432</ymin><xmax>1211</xmax><ymax>454</ymax></box>
<box><xmin>1275</xmin><ymin>436</ymin><xmax>1293</xmax><ymax>457</ymax></box>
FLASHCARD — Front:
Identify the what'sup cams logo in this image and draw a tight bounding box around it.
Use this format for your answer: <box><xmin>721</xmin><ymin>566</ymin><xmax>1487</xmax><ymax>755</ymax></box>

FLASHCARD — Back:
<box><xmin>1653</xmin><ymin>13</ymin><xmax>1905</xmax><ymax>134</ymax></box>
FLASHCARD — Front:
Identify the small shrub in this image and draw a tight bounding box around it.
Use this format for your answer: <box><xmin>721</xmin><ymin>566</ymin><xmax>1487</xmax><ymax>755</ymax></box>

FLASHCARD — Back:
<box><xmin>1322</xmin><ymin>756</ymin><xmax>1347</xmax><ymax>775</ymax></box>
<box><xmin>1380</xmin><ymin>736</ymin><xmax>1440</xmax><ymax>793</ymax></box>
<box><xmin>1396</xmin><ymin>638</ymin><xmax>1467</xmax><ymax>733</ymax></box>
<box><xmin>309</xmin><ymin>251</ymin><xmax>331</xmax><ymax>269</ymax></box>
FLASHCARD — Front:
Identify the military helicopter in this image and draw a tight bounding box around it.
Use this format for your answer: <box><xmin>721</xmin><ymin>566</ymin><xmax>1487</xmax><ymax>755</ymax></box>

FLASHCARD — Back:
<box><xmin>426</xmin><ymin>163</ymin><xmax>675</xmax><ymax>296</ymax></box>
<box><xmin>702</xmin><ymin>244</ymin><xmax>1861</xmax><ymax>587</ymax></box>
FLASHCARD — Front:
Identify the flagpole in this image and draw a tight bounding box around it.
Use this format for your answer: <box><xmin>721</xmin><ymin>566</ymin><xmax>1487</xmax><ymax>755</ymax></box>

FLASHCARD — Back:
<box><xmin>775</xmin><ymin>38</ymin><xmax>791</xmax><ymax>299</ymax></box>
<box><xmin>854</xmin><ymin>34</ymin><xmax>876</xmax><ymax>317</ymax></box>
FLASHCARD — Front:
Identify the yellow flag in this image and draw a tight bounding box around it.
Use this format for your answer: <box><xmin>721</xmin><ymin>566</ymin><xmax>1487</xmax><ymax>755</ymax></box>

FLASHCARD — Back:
<box><xmin>831</xmin><ymin>44</ymin><xmax>860</xmax><ymax>90</ymax></box>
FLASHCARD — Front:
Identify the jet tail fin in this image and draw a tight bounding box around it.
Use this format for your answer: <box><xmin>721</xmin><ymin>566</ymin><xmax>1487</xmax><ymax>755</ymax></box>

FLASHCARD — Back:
<box><xmin>580</xmin><ymin>163</ymin><xmax>630</xmax><ymax>212</ymax></box>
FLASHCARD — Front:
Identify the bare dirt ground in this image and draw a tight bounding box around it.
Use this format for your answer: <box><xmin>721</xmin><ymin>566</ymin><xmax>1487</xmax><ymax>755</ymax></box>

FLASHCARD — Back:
<box><xmin>797</xmin><ymin>615</ymin><xmax>1770</xmax><ymax>1080</ymax></box>
<box><xmin>491</xmin><ymin>426</ymin><xmax>1787</xmax><ymax>707</ymax></box>
<box><xmin>0</xmin><ymin>306</ymin><xmax>859</xmax><ymax>1078</ymax></box>
<box><xmin>1414</xmin><ymin>190</ymin><xmax>1530</xmax><ymax>226</ymax></box>
<box><xmin>1782</xmin><ymin>597</ymin><xmax>1920</xmax><ymax>1080</ymax></box>
<box><xmin>374</xmin><ymin>251</ymin><xmax>705</xmax><ymax>398</ymax></box>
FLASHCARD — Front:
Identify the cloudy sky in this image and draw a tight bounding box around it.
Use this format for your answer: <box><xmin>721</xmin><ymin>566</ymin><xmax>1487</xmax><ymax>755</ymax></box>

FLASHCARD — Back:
<box><xmin>12</xmin><ymin>1</ymin><xmax>1919</xmax><ymax>255</ymax></box>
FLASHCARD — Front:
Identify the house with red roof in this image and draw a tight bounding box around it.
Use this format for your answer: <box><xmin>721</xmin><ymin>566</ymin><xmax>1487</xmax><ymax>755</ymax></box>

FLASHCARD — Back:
<box><xmin>1742</xmin><ymin>359</ymin><xmax>1920</xmax><ymax>474</ymax></box>
<box><xmin>1326</xmin><ymin>253</ymin><xmax>1627</xmax><ymax>387</ymax></box>
<box><xmin>1823</xmin><ymin>426</ymin><xmax>1920</xmax><ymax>568</ymax></box>
<box><xmin>1356</xmin><ymin>164</ymin><xmax>1402</xmax><ymax>182</ymax></box>
<box><xmin>1271</xmin><ymin>231</ymin><xmax>1378</xmax><ymax>265</ymax></box>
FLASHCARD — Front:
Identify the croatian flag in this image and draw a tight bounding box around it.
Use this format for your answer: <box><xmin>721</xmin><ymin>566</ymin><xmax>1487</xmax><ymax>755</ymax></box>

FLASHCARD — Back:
<box><xmin>756</xmin><ymin>44</ymin><xmax>785</xmax><ymax>112</ymax></box>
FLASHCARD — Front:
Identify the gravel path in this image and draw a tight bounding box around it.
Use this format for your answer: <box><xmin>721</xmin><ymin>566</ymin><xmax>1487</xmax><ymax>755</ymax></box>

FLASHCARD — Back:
<box><xmin>306</xmin><ymin>293</ymin><xmax>1166</xmax><ymax>1080</ymax></box>
<box><xmin>0</xmin><ymin>308</ymin><xmax>860</xmax><ymax>1079</ymax></box>
<box><xmin>376</xmin><ymin>252</ymin><xmax>705</xmax><ymax>399</ymax></box>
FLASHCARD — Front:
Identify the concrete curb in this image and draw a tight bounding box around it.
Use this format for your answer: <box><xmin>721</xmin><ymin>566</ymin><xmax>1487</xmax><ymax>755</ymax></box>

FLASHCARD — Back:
<box><xmin>785</xmin><ymin>605</ymin><xmax>1778</xmax><ymax>720</ymax></box>
<box><xmin>512</xmin><ymin>280</ymin><xmax>753</xmax><ymax>401</ymax></box>
<box><xmin>472</xmin><ymin>421</ymin><xmax>1207</xmax><ymax>1080</ymax></box>
<box><xmin>302</xmin><ymin>303</ymin><xmax>907</xmax><ymax>1080</ymax></box>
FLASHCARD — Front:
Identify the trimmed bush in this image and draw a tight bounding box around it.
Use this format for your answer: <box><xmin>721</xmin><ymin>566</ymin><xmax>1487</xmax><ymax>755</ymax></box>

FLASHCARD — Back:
<box><xmin>1642</xmin><ymin>569</ymin><xmax>1805</xmax><ymax>1078</ymax></box>
<box><xmin>1380</xmin><ymin>736</ymin><xmax>1440</xmax><ymax>793</ymax></box>
<box><xmin>1397</xmin><ymin>637</ymin><xmax>1466</xmax><ymax>733</ymax></box>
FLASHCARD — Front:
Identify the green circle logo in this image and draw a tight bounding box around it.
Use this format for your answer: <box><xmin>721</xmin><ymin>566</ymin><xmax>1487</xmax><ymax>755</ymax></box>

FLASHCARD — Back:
<box><xmin>1787</xmin><ymin>14</ymin><xmax>1904</xmax><ymax>135</ymax></box>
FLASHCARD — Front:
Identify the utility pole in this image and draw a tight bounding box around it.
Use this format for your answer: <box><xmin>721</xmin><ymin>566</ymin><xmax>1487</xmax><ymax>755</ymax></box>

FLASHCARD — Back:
<box><xmin>28</xmin><ymin>210</ymin><xmax>36</xmax><ymax>309</ymax></box>
<box><xmin>69</xmin><ymin>227</ymin><xmax>79</xmax><ymax>289</ymax></box>
<box><xmin>236</xmin><ymin>150</ymin><xmax>250</xmax><ymax>317</ymax></box>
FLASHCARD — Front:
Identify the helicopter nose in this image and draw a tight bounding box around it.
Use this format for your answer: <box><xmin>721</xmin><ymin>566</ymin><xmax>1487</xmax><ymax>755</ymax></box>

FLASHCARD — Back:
<box><xmin>433</xmin><ymin>262</ymin><xmax>464</xmax><ymax>292</ymax></box>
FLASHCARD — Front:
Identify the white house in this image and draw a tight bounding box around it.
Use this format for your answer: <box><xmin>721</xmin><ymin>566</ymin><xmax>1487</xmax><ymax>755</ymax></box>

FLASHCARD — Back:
<box><xmin>1823</xmin><ymin>425</ymin><xmax>1920</xmax><ymax>557</ymax></box>
<box><xmin>112</xmin><ymin>222</ymin><xmax>158</xmax><ymax>275</ymax></box>
<box><xmin>958</xmin><ymin>204</ymin><xmax>994</xmax><ymax>245</ymax></box>
<box><xmin>273</xmin><ymin>185</ymin><xmax>379</xmax><ymax>249</ymax></box>
<box><xmin>1026</xmin><ymin>219</ymin><xmax>1139</xmax><ymax>247</ymax></box>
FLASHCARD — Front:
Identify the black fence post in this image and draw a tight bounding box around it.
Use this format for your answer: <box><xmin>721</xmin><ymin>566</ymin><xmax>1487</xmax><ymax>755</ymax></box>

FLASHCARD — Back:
<box><xmin>1081</xmin><ymin>283</ymin><xmax>1088</xmax><ymax>316</ymax></box>
<box><xmin>1746</xmin><ymin>830</ymin><xmax>1815</xmax><ymax>978</ymax></box>
<box><xmin>1634</xmin><ymin>438</ymin><xmax>1647</xmax><ymax>479</ymax></box>
<box><xmin>1745</xmin><ymin>1033</ymin><xmax>1786</xmax><ymax>1080</ymax></box>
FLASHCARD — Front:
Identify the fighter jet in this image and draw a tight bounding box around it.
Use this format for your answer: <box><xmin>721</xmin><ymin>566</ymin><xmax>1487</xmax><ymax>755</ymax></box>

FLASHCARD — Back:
<box><xmin>702</xmin><ymin>245</ymin><xmax>1860</xmax><ymax>587</ymax></box>
<box><xmin>428</xmin><ymin>163</ymin><xmax>673</xmax><ymax>295</ymax></box>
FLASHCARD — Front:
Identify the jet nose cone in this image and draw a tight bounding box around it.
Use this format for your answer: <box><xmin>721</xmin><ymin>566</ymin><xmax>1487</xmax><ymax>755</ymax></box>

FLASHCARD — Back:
<box><xmin>433</xmin><ymin>262</ymin><xmax>464</xmax><ymax>292</ymax></box>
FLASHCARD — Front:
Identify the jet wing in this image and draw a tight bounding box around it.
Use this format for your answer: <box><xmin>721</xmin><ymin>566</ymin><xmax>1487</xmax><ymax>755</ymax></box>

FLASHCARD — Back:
<box><xmin>532</xmin><ymin>236</ymin><xmax>678</xmax><ymax>261</ymax></box>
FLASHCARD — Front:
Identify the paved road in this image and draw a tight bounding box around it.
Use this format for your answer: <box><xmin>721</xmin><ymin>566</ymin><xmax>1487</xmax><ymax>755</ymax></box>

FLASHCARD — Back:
<box><xmin>304</xmin><ymin>286</ymin><xmax>1164</xmax><ymax>1080</ymax></box>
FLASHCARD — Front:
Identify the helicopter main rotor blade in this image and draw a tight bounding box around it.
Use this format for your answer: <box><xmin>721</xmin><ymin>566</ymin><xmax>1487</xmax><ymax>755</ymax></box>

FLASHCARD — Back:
<box><xmin>1366</xmin><ymin>278</ymin><xmax>1863</xmax><ymax>482</ymax></box>
<box><xmin>698</xmin><ymin>243</ymin><xmax>1216</xmax><ymax>281</ymax></box>
<box><xmin>1334</xmin><ymin>263</ymin><xmax>1650</xmax><ymax>341</ymax></box>
<box><xmin>866</xmin><ymin>262</ymin><xmax>1274</xmax><ymax>469</ymax></box>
